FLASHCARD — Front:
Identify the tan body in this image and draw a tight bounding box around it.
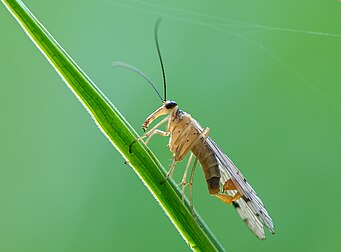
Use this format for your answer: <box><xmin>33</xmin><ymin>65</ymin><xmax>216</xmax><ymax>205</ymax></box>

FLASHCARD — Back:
<box><xmin>138</xmin><ymin>101</ymin><xmax>240</xmax><ymax>205</ymax></box>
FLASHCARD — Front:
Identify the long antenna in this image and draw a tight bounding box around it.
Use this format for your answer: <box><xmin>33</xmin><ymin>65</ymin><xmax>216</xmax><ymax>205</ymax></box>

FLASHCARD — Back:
<box><xmin>154</xmin><ymin>18</ymin><xmax>167</xmax><ymax>101</ymax></box>
<box><xmin>112</xmin><ymin>61</ymin><xmax>163</xmax><ymax>101</ymax></box>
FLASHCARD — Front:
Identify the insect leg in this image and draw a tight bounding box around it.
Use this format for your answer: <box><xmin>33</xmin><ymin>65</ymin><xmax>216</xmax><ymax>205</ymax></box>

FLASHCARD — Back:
<box><xmin>189</xmin><ymin>156</ymin><xmax>199</xmax><ymax>215</ymax></box>
<box><xmin>139</xmin><ymin>115</ymin><xmax>169</xmax><ymax>140</ymax></box>
<box><xmin>160</xmin><ymin>158</ymin><xmax>179</xmax><ymax>185</ymax></box>
<box><xmin>166</xmin><ymin>159</ymin><xmax>178</xmax><ymax>179</ymax></box>
<box><xmin>129</xmin><ymin>116</ymin><xmax>169</xmax><ymax>153</ymax></box>
<box><xmin>178</xmin><ymin>153</ymin><xmax>194</xmax><ymax>203</ymax></box>
<box><xmin>145</xmin><ymin>130</ymin><xmax>170</xmax><ymax>145</ymax></box>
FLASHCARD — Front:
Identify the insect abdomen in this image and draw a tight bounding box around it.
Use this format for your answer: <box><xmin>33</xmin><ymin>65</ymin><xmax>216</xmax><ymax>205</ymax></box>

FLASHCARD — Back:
<box><xmin>192</xmin><ymin>142</ymin><xmax>221</xmax><ymax>195</ymax></box>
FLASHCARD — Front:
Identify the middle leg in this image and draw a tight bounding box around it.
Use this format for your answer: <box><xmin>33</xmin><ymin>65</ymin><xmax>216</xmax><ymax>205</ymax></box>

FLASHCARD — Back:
<box><xmin>178</xmin><ymin>153</ymin><xmax>194</xmax><ymax>203</ymax></box>
<box><xmin>188</xmin><ymin>156</ymin><xmax>199</xmax><ymax>215</ymax></box>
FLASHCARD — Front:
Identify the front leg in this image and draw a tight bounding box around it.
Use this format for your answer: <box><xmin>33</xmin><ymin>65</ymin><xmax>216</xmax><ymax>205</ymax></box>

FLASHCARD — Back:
<box><xmin>129</xmin><ymin>116</ymin><xmax>169</xmax><ymax>153</ymax></box>
<box><xmin>145</xmin><ymin>130</ymin><xmax>170</xmax><ymax>145</ymax></box>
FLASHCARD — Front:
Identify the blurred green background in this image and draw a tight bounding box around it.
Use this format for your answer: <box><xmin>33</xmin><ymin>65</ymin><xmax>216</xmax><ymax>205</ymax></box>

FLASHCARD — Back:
<box><xmin>1</xmin><ymin>0</ymin><xmax>341</xmax><ymax>251</ymax></box>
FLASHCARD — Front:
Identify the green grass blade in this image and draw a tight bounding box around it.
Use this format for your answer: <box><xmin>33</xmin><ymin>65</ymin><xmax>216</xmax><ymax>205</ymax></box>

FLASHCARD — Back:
<box><xmin>2</xmin><ymin>0</ymin><xmax>225</xmax><ymax>251</ymax></box>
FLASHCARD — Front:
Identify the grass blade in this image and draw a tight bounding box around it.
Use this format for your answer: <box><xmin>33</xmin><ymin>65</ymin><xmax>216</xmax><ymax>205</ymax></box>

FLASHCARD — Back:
<box><xmin>1</xmin><ymin>0</ymin><xmax>225</xmax><ymax>251</ymax></box>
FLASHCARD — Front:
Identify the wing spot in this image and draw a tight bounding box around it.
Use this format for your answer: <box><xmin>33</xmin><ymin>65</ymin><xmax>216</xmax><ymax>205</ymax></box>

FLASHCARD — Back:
<box><xmin>232</xmin><ymin>202</ymin><xmax>240</xmax><ymax>208</ymax></box>
<box><xmin>242</xmin><ymin>196</ymin><xmax>251</xmax><ymax>202</ymax></box>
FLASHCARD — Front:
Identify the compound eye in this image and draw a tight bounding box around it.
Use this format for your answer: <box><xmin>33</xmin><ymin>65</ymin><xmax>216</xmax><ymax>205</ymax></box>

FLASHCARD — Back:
<box><xmin>165</xmin><ymin>100</ymin><xmax>177</xmax><ymax>109</ymax></box>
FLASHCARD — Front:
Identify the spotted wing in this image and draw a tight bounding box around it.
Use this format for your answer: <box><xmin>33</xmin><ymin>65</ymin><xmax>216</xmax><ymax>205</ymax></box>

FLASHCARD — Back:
<box><xmin>206</xmin><ymin>137</ymin><xmax>275</xmax><ymax>239</ymax></box>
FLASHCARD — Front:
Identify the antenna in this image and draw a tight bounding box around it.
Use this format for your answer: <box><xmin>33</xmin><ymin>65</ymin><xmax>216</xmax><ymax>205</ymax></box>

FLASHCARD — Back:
<box><xmin>112</xmin><ymin>61</ymin><xmax>163</xmax><ymax>101</ymax></box>
<box><xmin>154</xmin><ymin>18</ymin><xmax>167</xmax><ymax>101</ymax></box>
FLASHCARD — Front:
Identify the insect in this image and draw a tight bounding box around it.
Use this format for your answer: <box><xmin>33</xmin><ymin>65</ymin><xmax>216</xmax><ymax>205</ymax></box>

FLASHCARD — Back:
<box><xmin>117</xmin><ymin>19</ymin><xmax>275</xmax><ymax>239</ymax></box>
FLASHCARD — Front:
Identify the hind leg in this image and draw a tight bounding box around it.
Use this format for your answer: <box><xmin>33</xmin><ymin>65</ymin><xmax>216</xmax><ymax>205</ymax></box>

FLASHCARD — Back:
<box><xmin>178</xmin><ymin>153</ymin><xmax>194</xmax><ymax>203</ymax></box>
<box><xmin>188</xmin><ymin>157</ymin><xmax>199</xmax><ymax>215</ymax></box>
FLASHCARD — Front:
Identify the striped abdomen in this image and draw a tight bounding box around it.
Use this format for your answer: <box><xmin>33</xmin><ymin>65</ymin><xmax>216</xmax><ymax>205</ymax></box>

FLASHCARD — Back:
<box><xmin>192</xmin><ymin>141</ymin><xmax>221</xmax><ymax>195</ymax></box>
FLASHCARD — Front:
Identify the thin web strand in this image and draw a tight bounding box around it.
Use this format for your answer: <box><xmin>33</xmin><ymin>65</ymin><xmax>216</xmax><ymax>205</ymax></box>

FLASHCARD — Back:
<box><xmin>103</xmin><ymin>0</ymin><xmax>340</xmax><ymax>108</ymax></box>
<box><xmin>119</xmin><ymin>0</ymin><xmax>341</xmax><ymax>38</ymax></box>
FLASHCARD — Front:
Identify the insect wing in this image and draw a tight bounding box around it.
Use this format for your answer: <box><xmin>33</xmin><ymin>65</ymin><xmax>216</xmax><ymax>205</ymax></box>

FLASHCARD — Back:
<box><xmin>206</xmin><ymin>138</ymin><xmax>275</xmax><ymax>237</ymax></box>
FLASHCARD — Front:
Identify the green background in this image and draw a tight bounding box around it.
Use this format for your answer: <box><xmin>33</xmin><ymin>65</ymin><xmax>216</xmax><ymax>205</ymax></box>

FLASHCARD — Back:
<box><xmin>1</xmin><ymin>0</ymin><xmax>340</xmax><ymax>251</ymax></box>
